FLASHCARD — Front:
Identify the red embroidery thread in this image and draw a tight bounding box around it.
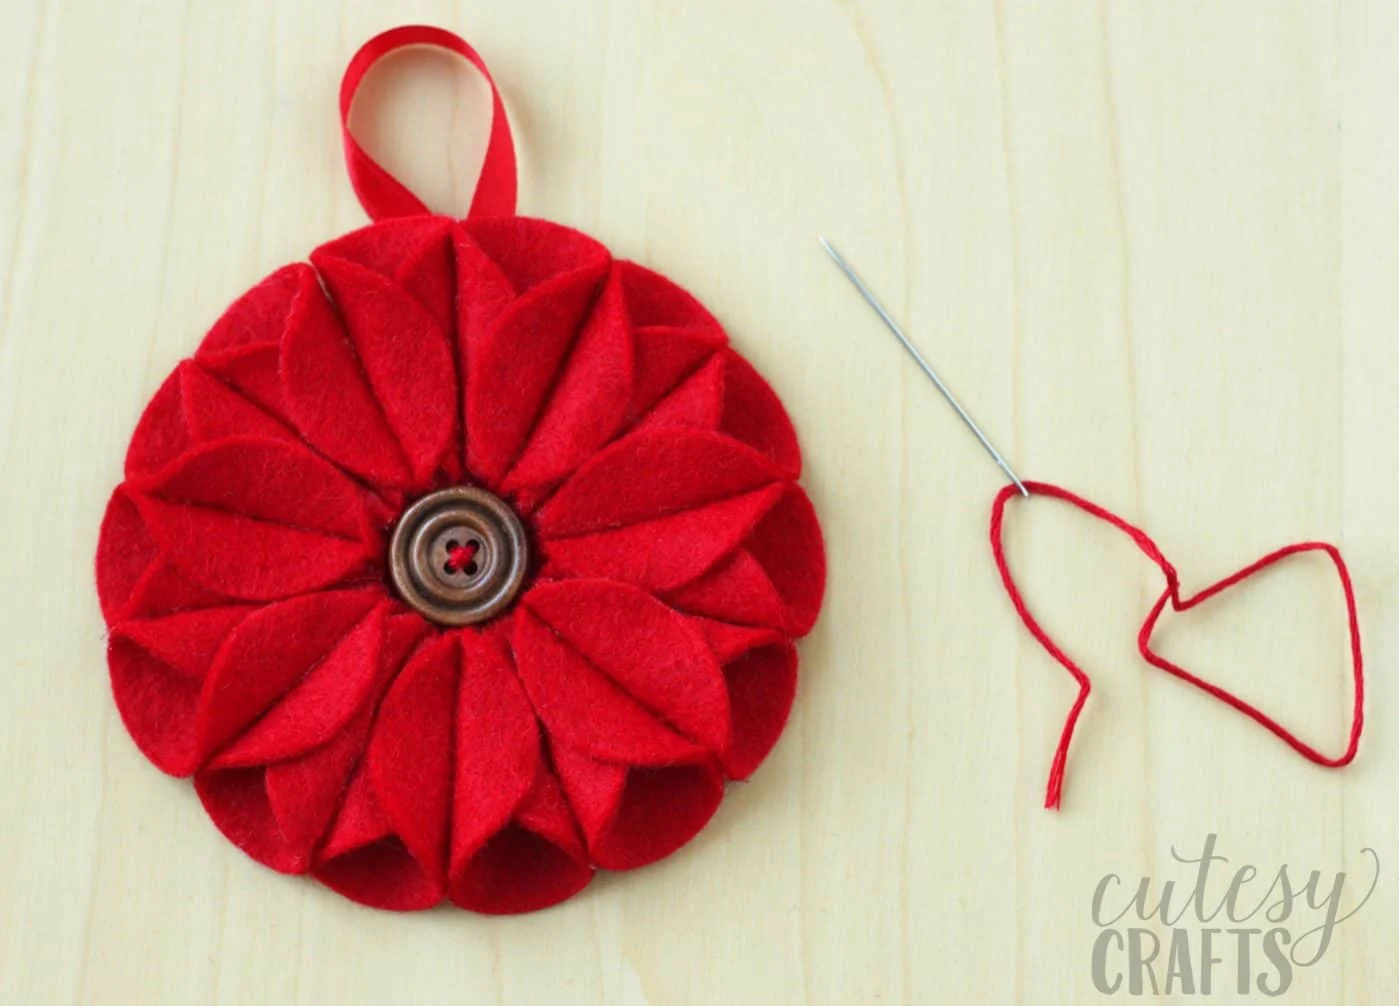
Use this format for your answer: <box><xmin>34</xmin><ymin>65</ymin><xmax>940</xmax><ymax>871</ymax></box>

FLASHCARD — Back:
<box><xmin>989</xmin><ymin>481</ymin><xmax>1364</xmax><ymax>810</ymax></box>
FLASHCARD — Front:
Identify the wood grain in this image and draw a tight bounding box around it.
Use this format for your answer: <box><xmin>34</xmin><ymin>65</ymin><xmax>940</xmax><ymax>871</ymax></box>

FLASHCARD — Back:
<box><xmin>1</xmin><ymin>1</ymin><xmax>1395</xmax><ymax>1003</ymax></box>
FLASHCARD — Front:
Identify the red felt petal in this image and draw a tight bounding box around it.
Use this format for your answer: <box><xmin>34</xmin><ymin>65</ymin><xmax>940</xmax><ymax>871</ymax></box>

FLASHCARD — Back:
<box><xmin>542</xmin><ymin>485</ymin><xmax>785</xmax><ymax>595</ymax></box>
<box><xmin>260</xmin><ymin>723</ymin><xmax>371</xmax><ymax>868</ymax></box>
<box><xmin>195</xmin><ymin>264</ymin><xmax>309</xmax><ymax>421</ymax></box>
<box><xmin>552</xmin><ymin>746</ymin><xmax>724</xmax><ymax>870</ymax></box>
<box><xmin>130</xmin><ymin>569</ymin><xmax>234</xmax><ymax>620</ymax></box>
<box><xmin>450</xmin><ymin>766</ymin><xmax>592</xmax><ymax>914</ymax></box>
<box><xmin>513</xmin><ymin>607</ymin><xmax>702</xmax><ymax>765</ymax></box>
<box><xmin>196</xmin><ymin>612</ymin><xmax>431</xmax><ymax>875</ymax></box>
<box><xmin>526</xmin><ymin>580</ymin><xmax>730</xmax><ymax>757</ymax></box>
<box><xmin>617</xmin><ymin>261</ymin><xmax>723</xmax><ymax>331</ymax></box>
<box><xmin>318</xmin><ymin>763</ymin><xmax>391</xmax><ymax>860</ymax></box>
<box><xmin>275</xmin><ymin>625</ymin><xmax>449</xmax><ymax>914</ymax></box>
<box><xmin>194</xmin><ymin>767</ymin><xmax>309</xmax><ymax>873</ymax></box>
<box><xmin>634</xmin><ymin>350</ymin><xmax>800</xmax><ymax>477</ymax></box>
<box><xmin>124</xmin><ymin>370</ymin><xmax>192</xmax><ymax>480</ymax></box>
<box><xmin>719</xmin><ymin>351</ymin><xmax>801</xmax><ymax>477</ymax></box>
<box><xmin>198</xmin><ymin>264</ymin><xmax>305</xmax><ymax>356</ymax></box>
<box><xmin>688</xmin><ymin>616</ymin><xmax>785</xmax><ymax>664</ymax></box>
<box><xmin>664</xmin><ymin>548</ymin><xmax>787</xmax><ymax>629</ymax></box>
<box><xmin>192</xmin><ymin>589</ymin><xmax>381</xmax><ymax>765</ymax></box>
<box><xmin>620</xmin><ymin>256</ymin><xmax>729</xmax><ymax>419</ymax></box>
<box><xmin>449</xmin><ymin>823</ymin><xmax>592</xmax><ymax>915</ymax></box>
<box><xmin>179</xmin><ymin>362</ymin><xmax>297</xmax><ymax>448</ymax></box>
<box><xmin>125</xmin><ymin>435</ymin><xmax>378</xmax><ymax>602</ymax></box>
<box><xmin>129</xmin><ymin>494</ymin><xmax>373</xmax><ymax>603</ymax></box>
<box><xmin>449</xmin><ymin>628</ymin><xmax>540</xmax><ymax>865</ymax></box>
<box><xmin>96</xmin><ymin>488</ymin><xmax>159</xmax><ymax>624</ymax></box>
<box><xmin>635</xmin><ymin>353</ymin><xmax>725</xmax><ymax>432</ymax></box>
<box><xmin>108</xmin><ymin>606</ymin><xmax>252</xmax><ymax>776</ymax></box>
<box><xmin>133</xmin><ymin>436</ymin><xmax>373</xmax><ymax>541</ymax></box>
<box><xmin>503</xmin><ymin>271</ymin><xmax>634</xmax><ymax>496</ymax></box>
<box><xmin>312</xmin><ymin>253</ymin><xmax>458</xmax><ymax>486</ymax></box>
<box><xmin>535</xmin><ymin>428</ymin><xmax>783</xmax><ymax>537</ymax></box>
<box><xmin>456</xmin><ymin>218</ymin><xmax>611</xmax><ymax>326</ymax></box>
<box><xmin>720</xmin><ymin>642</ymin><xmax>798</xmax><ymax>779</ymax></box>
<box><xmin>280</xmin><ymin>265</ymin><xmax>412</xmax><ymax>488</ymax></box>
<box><xmin>464</xmin><ymin>258</ymin><xmax>611</xmax><ymax>485</ymax></box>
<box><xmin>123</xmin><ymin>355</ymin><xmax>296</xmax><ymax>491</ymax></box>
<box><xmin>746</xmin><ymin>484</ymin><xmax>826</xmax><ymax>636</ymax></box>
<box><xmin>315</xmin><ymin>216</ymin><xmax>456</xmax><ymax>332</ymax></box>
<box><xmin>365</xmin><ymin>634</ymin><xmax>458</xmax><ymax>890</ymax></box>
<box><xmin>316</xmin><ymin>838</ymin><xmax>444</xmax><ymax>911</ymax></box>
<box><xmin>630</xmin><ymin>330</ymin><xmax>724</xmax><ymax>419</ymax></box>
<box><xmin>199</xmin><ymin>344</ymin><xmax>288</xmax><ymax>424</ymax></box>
<box><xmin>210</xmin><ymin>603</ymin><xmax>387</xmax><ymax>767</ymax></box>
<box><xmin>316</xmin><ymin>767</ymin><xmax>445</xmax><ymax>910</ymax></box>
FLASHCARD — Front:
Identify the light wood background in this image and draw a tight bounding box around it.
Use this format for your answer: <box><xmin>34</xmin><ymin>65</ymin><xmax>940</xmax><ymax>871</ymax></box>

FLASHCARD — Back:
<box><xmin>2</xmin><ymin>1</ymin><xmax>1395</xmax><ymax>1003</ymax></box>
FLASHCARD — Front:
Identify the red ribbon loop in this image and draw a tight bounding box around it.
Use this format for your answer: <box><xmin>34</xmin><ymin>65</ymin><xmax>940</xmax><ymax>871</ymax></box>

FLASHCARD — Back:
<box><xmin>990</xmin><ymin>481</ymin><xmax>1364</xmax><ymax>810</ymax></box>
<box><xmin>340</xmin><ymin>25</ymin><xmax>517</xmax><ymax>222</ymax></box>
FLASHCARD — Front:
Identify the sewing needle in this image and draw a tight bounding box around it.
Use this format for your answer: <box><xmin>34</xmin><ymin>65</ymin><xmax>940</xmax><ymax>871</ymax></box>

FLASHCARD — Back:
<box><xmin>819</xmin><ymin>236</ymin><xmax>1029</xmax><ymax>497</ymax></box>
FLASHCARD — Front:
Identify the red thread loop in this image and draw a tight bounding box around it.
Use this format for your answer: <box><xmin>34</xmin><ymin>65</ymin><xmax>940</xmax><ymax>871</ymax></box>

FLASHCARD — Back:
<box><xmin>340</xmin><ymin>25</ymin><xmax>517</xmax><ymax>222</ymax></box>
<box><xmin>989</xmin><ymin>481</ymin><xmax>1364</xmax><ymax>810</ymax></box>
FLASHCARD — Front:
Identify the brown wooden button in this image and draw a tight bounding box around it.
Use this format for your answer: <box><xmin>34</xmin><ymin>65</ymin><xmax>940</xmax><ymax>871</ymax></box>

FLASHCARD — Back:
<box><xmin>388</xmin><ymin>487</ymin><xmax>529</xmax><ymax>626</ymax></box>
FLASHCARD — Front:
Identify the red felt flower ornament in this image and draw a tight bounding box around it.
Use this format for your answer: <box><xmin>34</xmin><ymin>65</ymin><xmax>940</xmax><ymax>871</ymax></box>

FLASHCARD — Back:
<box><xmin>95</xmin><ymin>27</ymin><xmax>824</xmax><ymax>914</ymax></box>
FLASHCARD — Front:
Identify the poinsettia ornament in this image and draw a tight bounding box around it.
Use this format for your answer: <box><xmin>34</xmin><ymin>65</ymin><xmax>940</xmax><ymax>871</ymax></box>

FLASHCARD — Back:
<box><xmin>95</xmin><ymin>26</ymin><xmax>825</xmax><ymax>914</ymax></box>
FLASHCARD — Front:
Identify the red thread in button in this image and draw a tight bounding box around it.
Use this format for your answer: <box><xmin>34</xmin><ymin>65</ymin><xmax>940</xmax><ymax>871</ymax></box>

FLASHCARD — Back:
<box><xmin>445</xmin><ymin>541</ymin><xmax>479</xmax><ymax>575</ymax></box>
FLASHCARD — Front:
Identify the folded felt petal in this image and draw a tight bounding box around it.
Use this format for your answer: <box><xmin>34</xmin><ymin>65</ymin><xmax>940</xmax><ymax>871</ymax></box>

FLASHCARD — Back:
<box><xmin>634</xmin><ymin>352</ymin><xmax>725</xmax><ymax>431</ymax></box>
<box><xmin>455</xmin><ymin>217</ymin><xmax>612</xmax><ymax>344</ymax></box>
<box><xmin>464</xmin><ymin>255</ymin><xmax>611</xmax><ymax>485</ymax></box>
<box><xmin>209</xmin><ymin>603</ymin><xmax>388</xmax><ymax>768</ymax></box>
<box><xmin>125</xmin><ymin>360</ymin><xmax>298</xmax><ymax>485</ymax></box>
<box><xmin>686</xmin><ymin>616</ymin><xmax>785</xmax><ymax>665</ymax></box>
<box><xmin>123</xmin><ymin>370</ymin><xmax>191</xmax><ymax>480</ymax></box>
<box><xmin>450</xmin><ymin>629</ymin><xmax>541</xmax><ymax>865</ymax></box>
<box><xmin>634</xmin><ymin>349</ymin><xmax>801</xmax><ymax>478</ymax></box>
<box><xmin>535</xmin><ymin>428</ymin><xmax>784</xmax><ymax>538</ymax></box>
<box><xmin>192</xmin><ymin>589</ymin><xmax>382</xmax><ymax>767</ymax></box>
<box><xmin>365</xmin><ymin>634</ymin><xmax>459</xmax><ymax>891</ymax></box>
<box><xmin>316</xmin><ymin>834</ymin><xmax>444</xmax><ymax>911</ymax></box>
<box><xmin>503</xmin><ymin>271</ymin><xmax>634</xmax><ymax>498</ymax></box>
<box><xmin>108</xmin><ymin>606</ymin><xmax>253</xmax><ymax>776</ymax></box>
<box><xmin>194</xmin><ymin>264</ymin><xmax>311</xmax><ymax>422</ymax></box>
<box><xmin>664</xmin><ymin>548</ymin><xmax>789</xmax><ymax>629</ymax></box>
<box><xmin>743</xmin><ymin>483</ymin><xmax>825</xmax><ymax>636</ymax></box>
<box><xmin>96</xmin><ymin>490</ymin><xmax>234</xmax><ymax>623</ymax></box>
<box><xmin>280</xmin><ymin>265</ymin><xmax>415</xmax><ymax>489</ymax></box>
<box><xmin>661</xmin><ymin>484</ymin><xmax>823</xmax><ymax>634</ymax></box>
<box><xmin>314</xmin><ymin>216</ymin><xmax>456</xmax><ymax>333</ymax></box>
<box><xmin>512</xmin><ymin>606</ymin><xmax>704</xmax><ymax>765</ymax></box>
<box><xmin>310</xmin><ymin>622</ymin><xmax>447</xmax><ymax>904</ymax></box>
<box><xmin>196</xmin><ymin>612</ymin><xmax>431</xmax><ymax>875</ymax></box>
<box><xmin>551</xmin><ymin>745</ymin><xmax>724</xmax><ymax>871</ymax></box>
<box><xmin>716</xmin><ymin>641</ymin><xmax>798</xmax><ymax>780</ymax></box>
<box><xmin>629</xmin><ymin>328</ymin><xmax>724</xmax><ymax>420</ymax></box>
<box><xmin>541</xmin><ymin>485</ymin><xmax>786</xmax><ymax>595</ymax></box>
<box><xmin>525</xmin><ymin>580</ymin><xmax>730</xmax><ymax>756</ymax></box>
<box><xmin>132</xmin><ymin>436</ymin><xmax>375</xmax><ymax>541</ymax></box>
<box><xmin>97</xmin><ymin>488</ymin><xmax>159</xmax><ymax>623</ymax></box>
<box><xmin>449</xmin><ymin>762</ymin><xmax>592</xmax><ymax>914</ymax></box>
<box><xmin>716</xmin><ymin>351</ymin><xmax>801</xmax><ymax>477</ymax></box>
<box><xmin>616</xmin><ymin>260</ymin><xmax>724</xmax><ymax>332</ymax></box>
<box><xmin>312</xmin><ymin>253</ymin><xmax>459</xmax><ymax>487</ymax></box>
<box><xmin>129</xmin><ymin>493</ymin><xmax>375</xmax><ymax>602</ymax></box>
